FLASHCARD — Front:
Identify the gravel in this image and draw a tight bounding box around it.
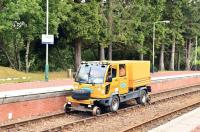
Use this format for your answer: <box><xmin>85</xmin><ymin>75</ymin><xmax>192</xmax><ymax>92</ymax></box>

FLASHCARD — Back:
<box><xmin>6</xmin><ymin>112</ymin><xmax>90</xmax><ymax>132</ymax></box>
<box><xmin>151</xmin><ymin>86</ymin><xmax>200</xmax><ymax>101</ymax></box>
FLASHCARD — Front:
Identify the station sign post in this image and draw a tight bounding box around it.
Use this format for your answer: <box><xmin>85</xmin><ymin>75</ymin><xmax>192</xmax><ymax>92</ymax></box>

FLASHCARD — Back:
<box><xmin>42</xmin><ymin>34</ymin><xmax>54</xmax><ymax>82</ymax></box>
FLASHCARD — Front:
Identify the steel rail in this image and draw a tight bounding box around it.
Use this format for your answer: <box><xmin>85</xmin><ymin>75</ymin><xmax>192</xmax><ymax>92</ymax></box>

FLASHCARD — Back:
<box><xmin>0</xmin><ymin>111</ymin><xmax>65</xmax><ymax>130</ymax></box>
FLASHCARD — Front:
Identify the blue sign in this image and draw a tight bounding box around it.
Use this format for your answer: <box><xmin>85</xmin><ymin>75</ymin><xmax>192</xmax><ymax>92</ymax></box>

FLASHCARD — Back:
<box><xmin>120</xmin><ymin>82</ymin><xmax>127</xmax><ymax>88</ymax></box>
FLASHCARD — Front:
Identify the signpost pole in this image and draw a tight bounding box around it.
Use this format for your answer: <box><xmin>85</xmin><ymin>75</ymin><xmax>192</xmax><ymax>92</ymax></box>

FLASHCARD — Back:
<box><xmin>45</xmin><ymin>0</ymin><xmax>49</xmax><ymax>81</ymax></box>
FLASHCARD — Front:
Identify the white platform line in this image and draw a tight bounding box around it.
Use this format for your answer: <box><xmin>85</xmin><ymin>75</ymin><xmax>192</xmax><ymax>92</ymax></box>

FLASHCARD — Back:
<box><xmin>151</xmin><ymin>73</ymin><xmax>200</xmax><ymax>83</ymax></box>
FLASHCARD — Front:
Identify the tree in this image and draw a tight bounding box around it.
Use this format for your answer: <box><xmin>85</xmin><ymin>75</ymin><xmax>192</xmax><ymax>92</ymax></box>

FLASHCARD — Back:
<box><xmin>0</xmin><ymin>0</ymin><xmax>71</xmax><ymax>72</ymax></box>
<box><xmin>62</xmin><ymin>0</ymin><xmax>101</xmax><ymax>70</ymax></box>
<box><xmin>164</xmin><ymin>0</ymin><xmax>184</xmax><ymax>70</ymax></box>
<box><xmin>182</xmin><ymin>0</ymin><xmax>200</xmax><ymax>70</ymax></box>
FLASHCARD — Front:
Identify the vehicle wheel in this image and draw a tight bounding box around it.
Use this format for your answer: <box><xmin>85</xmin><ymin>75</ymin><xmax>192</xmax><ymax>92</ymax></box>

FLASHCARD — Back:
<box><xmin>92</xmin><ymin>106</ymin><xmax>101</xmax><ymax>116</ymax></box>
<box><xmin>107</xmin><ymin>96</ymin><xmax>120</xmax><ymax>112</ymax></box>
<box><xmin>136</xmin><ymin>90</ymin><xmax>147</xmax><ymax>105</ymax></box>
<box><xmin>64</xmin><ymin>103</ymin><xmax>71</xmax><ymax>113</ymax></box>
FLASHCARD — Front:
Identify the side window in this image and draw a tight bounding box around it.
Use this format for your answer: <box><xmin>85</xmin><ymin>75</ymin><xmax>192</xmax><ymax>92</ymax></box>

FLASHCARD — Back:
<box><xmin>106</xmin><ymin>66</ymin><xmax>117</xmax><ymax>82</ymax></box>
<box><xmin>112</xmin><ymin>68</ymin><xmax>116</xmax><ymax>78</ymax></box>
<box><xmin>119</xmin><ymin>64</ymin><xmax>126</xmax><ymax>77</ymax></box>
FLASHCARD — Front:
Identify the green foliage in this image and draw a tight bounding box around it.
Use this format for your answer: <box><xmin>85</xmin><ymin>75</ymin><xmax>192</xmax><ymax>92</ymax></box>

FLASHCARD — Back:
<box><xmin>63</xmin><ymin>1</ymin><xmax>101</xmax><ymax>42</ymax></box>
<box><xmin>0</xmin><ymin>0</ymin><xmax>200</xmax><ymax>71</ymax></box>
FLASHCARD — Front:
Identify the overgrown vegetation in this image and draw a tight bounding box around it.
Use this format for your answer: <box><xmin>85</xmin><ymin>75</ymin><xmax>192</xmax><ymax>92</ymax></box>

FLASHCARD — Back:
<box><xmin>0</xmin><ymin>0</ymin><xmax>200</xmax><ymax>72</ymax></box>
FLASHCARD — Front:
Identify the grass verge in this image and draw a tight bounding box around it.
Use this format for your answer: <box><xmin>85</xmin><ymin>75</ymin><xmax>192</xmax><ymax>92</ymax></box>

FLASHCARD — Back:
<box><xmin>0</xmin><ymin>66</ymin><xmax>70</xmax><ymax>84</ymax></box>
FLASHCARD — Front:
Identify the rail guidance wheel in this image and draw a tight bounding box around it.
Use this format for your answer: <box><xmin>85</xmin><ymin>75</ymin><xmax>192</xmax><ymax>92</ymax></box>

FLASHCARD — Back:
<box><xmin>92</xmin><ymin>106</ymin><xmax>101</xmax><ymax>116</ymax></box>
<box><xmin>64</xmin><ymin>103</ymin><xmax>71</xmax><ymax>113</ymax></box>
<box><xmin>107</xmin><ymin>95</ymin><xmax>120</xmax><ymax>112</ymax></box>
<box><xmin>136</xmin><ymin>90</ymin><xmax>147</xmax><ymax>105</ymax></box>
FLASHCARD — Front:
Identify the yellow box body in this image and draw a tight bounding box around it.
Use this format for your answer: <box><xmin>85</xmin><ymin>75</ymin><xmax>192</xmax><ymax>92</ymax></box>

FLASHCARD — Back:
<box><xmin>126</xmin><ymin>61</ymin><xmax>151</xmax><ymax>88</ymax></box>
<box><xmin>66</xmin><ymin>60</ymin><xmax>151</xmax><ymax>104</ymax></box>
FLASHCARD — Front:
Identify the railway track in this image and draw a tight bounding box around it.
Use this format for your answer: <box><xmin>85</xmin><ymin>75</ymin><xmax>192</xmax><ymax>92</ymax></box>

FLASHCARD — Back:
<box><xmin>40</xmin><ymin>89</ymin><xmax>200</xmax><ymax>132</ymax></box>
<box><xmin>121</xmin><ymin>101</ymin><xmax>200</xmax><ymax>132</ymax></box>
<box><xmin>1</xmin><ymin>85</ymin><xmax>200</xmax><ymax>132</ymax></box>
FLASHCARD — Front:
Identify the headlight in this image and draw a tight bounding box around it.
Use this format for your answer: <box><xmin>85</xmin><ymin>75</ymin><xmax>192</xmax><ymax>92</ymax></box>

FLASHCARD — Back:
<box><xmin>88</xmin><ymin>105</ymin><xmax>92</xmax><ymax>108</ymax></box>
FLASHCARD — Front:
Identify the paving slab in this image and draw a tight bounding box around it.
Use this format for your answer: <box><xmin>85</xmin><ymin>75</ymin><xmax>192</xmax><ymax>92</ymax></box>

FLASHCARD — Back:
<box><xmin>0</xmin><ymin>79</ymin><xmax>73</xmax><ymax>92</ymax></box>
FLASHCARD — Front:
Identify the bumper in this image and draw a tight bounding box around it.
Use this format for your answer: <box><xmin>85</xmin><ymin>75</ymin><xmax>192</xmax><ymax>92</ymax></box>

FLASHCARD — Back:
<box><xmin>65</xmin><ymin>96</ymin><xmax>111</xmax><ymax>112</ymax></box>
<box><xmin>66</xmin><ymin>96</ymin><xmax>96</xmax><ymax>105</ymax></box>
<box><xmin>64</xmin><ymin>103</ymin><xmax>94</xmax><ymax>112</ymax></box>
<box><xmin>65</xmin><ymin>97</ymin><xmax>96</xmax><ymax>112</ymax></box>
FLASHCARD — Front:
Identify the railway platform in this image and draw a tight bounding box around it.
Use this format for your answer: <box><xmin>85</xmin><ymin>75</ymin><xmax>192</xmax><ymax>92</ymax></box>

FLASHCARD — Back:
<box><xmin>0</xmin><ymin>71</ymin><xmax>199</xmax><ymax>92</ymax></box>
<box><xmin>149</xmin><ymin>107</ymin><xmax>200</xmax><ymax>132</ymax></box>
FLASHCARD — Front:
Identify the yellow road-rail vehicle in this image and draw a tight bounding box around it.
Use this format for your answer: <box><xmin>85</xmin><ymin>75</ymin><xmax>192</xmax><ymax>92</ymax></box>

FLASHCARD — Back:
<box><xmin>64</xmin><ymin>60</ymin><xmax>151</xmax><ymax>115</ymax></box>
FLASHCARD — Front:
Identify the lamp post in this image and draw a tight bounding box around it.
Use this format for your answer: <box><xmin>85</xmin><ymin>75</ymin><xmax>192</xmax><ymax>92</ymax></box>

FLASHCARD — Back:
<box><xmin>152</xmin><ymin>20</ymin><xmax>170</xmax><ymax>73</ymax></box>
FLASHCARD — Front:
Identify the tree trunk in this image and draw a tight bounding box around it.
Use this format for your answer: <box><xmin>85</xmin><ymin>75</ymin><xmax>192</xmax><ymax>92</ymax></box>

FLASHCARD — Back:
<box><xmin>13</xmin><ymin>35</ymin><xmax>21</xmax><ymax>71</ymax></box>
<box><xmin>75</xmin><ymin>38</ymin><xmax>82</xmax><ymax>71</ymax></box>
<box><xmin>159</xmin><ymin>43</ymin><xmax>165</xmax><ymax>71</ymax></box>
<box><xmin>140</xmin><ymin>42</ymin><xmax>144</xmax><ymax>60</ymax></box>
<box><xmin>25</xmin><ymin>39</ymin><xmax>31</xmax><ymax>73</ymax></box>
<box><xmin>170</xmin><ymin>35</ymin><xmax>176</xmax><ymax>71</ymax></box>
<box><xmin>100</xmin><ymin>45</ymin><xmax>105</xmax><ymax>61</ymax></box>
<box><xmin>140</xmin><ymin>52</ymin><xmax>144</xmax><ymax>60</ymax></box>
<box><xmin>108</xmin><ymin>0</ymin><xmax>113</xmax><ymax>60</ymax></box>
<box><xmin>186</xmin><ymin>39</ymin><xmax>192</xmax><ymax>70</ymax></box>
<box><xmin>0</xmin><ymin>37</ymin><xmax>15</xmax><ymax>69</ymax></box>
<box><xmin>17</xmin><ymin>50</ymin><xmax>21</xmax><ymax>70</ymax></box>
<box><xmin>0</xmin><ymin>46</ymin><xmax>15</xmax><ymax>69</ymax></box>
<box><xmin>108</xmin><ymin>44</ymin><xmax>112</xmax><ymax>60</ymax></box>
<box><xmin>178</xmin><ymin>50</ymin><xmax>180</xmax><ymax>71</ymax></box>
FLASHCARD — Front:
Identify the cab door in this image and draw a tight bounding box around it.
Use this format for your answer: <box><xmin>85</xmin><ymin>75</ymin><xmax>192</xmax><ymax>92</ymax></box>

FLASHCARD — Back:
<box><xmin>118</xmin><ymin>64</ymin><xmax>128</xmax><ymax>94</ymax></box>
<box><xmin>105</xmin><ymin>65</ymin><xmax>119</xmax><ymax>97</ymax></box>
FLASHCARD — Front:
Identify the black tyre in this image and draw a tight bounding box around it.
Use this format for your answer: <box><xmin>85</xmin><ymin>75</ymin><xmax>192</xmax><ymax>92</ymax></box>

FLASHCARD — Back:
<box><xmin>64</xmin><ymin>103</ymin><xmax>71</xmax><ymax>113</ymax></box>
<box><xmin>92</xmin><ymin>106</ymin><xmax>101</xmax><ymax>116</ymax></box>
<box><xmin>72</xmin><ymin>89</ymin><xmax>91</xmax><ymax>100</ymax></box>
<box><xmin>136</xmin><ymin>90</ymin><xmax>147</xmax><ymax>105</ymax></box>
<box><xmin>107</xmin><ymin>96</ymin><xmax>120</xmax><ymax>112</ymax></box>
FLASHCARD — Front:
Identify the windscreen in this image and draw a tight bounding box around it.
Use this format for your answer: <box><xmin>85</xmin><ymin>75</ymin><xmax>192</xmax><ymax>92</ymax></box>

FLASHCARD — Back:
<box><xmin>75</xmin><ymin>64</ymin><xmax>108</xmax><ymax>84</ymax></box>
